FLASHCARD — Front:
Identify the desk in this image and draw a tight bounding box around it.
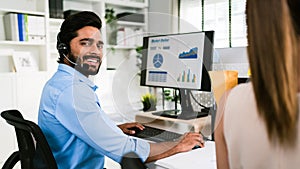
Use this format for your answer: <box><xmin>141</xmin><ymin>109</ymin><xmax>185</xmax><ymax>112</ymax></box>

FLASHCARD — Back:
<box><xmin>148</xmin><ymin>141</ymin><xmax>216</xmax><ymax>169</ymax></box>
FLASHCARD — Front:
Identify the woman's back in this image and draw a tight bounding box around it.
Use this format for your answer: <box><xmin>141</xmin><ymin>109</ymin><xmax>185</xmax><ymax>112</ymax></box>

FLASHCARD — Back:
<box><xmin>223</xmin><ymin>83</ymin><xmax>300</xmax><ymax>169</ymax></box>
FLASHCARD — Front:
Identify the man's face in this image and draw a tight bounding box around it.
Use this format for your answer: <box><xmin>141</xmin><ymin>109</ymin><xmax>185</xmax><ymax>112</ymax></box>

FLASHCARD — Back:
<box><xmin>69</xmin><ymin>26</ymin><xmax>103</xmax><ymax>76</ymax></box>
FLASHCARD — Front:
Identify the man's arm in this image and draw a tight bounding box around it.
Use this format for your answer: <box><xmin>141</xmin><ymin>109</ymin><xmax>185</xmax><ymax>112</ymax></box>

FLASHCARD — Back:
<box><xmin>117</xmin><ymin>122</ymin><xmax>205</xmax><ymax>162</ymax></box>
<box><xmin>146</xmin><ymin>132</ymin><xmax>204</xmax><ymax>162</ymax></box>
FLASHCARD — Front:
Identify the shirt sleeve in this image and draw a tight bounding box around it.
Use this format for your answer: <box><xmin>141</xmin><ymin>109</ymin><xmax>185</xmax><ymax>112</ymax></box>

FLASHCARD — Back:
<box><xmin>55</xmin><ymin>82</ymin><xmax>150</xmax><ymax>162</ymax></box>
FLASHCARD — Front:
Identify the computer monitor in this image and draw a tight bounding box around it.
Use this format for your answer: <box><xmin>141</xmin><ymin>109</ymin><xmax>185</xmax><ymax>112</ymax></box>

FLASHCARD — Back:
<box><xmin>140</xmin><ymin>31</ymin><xmax>214</xmax><ymax>120</ymax></box>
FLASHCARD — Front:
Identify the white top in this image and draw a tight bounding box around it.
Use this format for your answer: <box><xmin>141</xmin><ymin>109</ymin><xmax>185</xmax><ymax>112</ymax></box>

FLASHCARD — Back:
<box><xmin>224</xmin><ymin>83</ymin><xmax>300</xmax><ymax>169</ymax></box>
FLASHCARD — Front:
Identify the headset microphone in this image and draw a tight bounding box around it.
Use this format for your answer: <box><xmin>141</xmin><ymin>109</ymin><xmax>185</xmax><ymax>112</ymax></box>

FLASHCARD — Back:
<box><xmin>57</xmin><ymin>38</ymin><xmax>91</xmax><ymax>72</ymax></box>
<box><xmin>63</xmin><ymin>54</ymin><xmax>90</xmax><ymax>70</ymax></box>
<box><xmin>63</xmin><ymin>54</ymin><xmax>91</xmax><ymax>72</ymax></box>
<box><xmin>58</xmin><ymin>44</ymin><xmax>91</xmax><ymax>71</ymax></box>
<box><xmin>63</xmin><ymin>53</ymin><xmax>78</xmax><ymax>66</ymax></box>
<box><xmin>62</xmin><ymin>52</ymin><xmax>92</xmax><ymax>72</ymax></box>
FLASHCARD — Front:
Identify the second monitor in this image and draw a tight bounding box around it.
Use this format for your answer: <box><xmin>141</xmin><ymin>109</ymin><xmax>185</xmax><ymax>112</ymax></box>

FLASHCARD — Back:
<box><xmin>140</xmin><ymin>31</ymin><xmax>215</xmax><ymax>120</ymax></box>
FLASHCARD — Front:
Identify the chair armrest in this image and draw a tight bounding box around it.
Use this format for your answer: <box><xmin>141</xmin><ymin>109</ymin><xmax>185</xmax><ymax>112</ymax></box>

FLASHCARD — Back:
<box><xmin>121</xmin><ymin>152</ymin><xmax>147</xmax><ymax>169</ymax></box>
<box><xmin>2</xmin><ymin>151</ymin><xmax>20</xmax><ymax>169</ymax></box>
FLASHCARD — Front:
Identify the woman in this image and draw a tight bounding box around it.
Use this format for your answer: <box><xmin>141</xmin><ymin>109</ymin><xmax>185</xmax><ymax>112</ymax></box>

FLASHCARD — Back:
<box><xmin>215</xmin><ymin>0</ymin><xmax>300</xmax><ymax>168</ymax></box>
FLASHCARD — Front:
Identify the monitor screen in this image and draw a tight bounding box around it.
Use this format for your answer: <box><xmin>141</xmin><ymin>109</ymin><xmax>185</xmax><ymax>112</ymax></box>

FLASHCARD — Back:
<box><xmin>140</xmin><ymin>31</ymin><xmax>215</xmax><ymax>120</ymax></box>
<box><xmin>141</xmin><ymin>31</ymin><xmax>214</xmax><ymax>91</ymax></box>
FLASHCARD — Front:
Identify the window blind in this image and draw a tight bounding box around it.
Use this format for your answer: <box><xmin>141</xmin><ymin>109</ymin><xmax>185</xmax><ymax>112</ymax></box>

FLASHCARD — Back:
<box><xmin>231</xmin><ymin>0</ymin><xmax>247</xmax><ymax>47</ymax></box>
<box><xmin>203</xmin><ymin>0</ymin><xmax>229</xmax><ymax>48</ymax></box>
<box><xmin>179</xmin><ymin>0</ymin><xmax>247</xmax><ymax>48</ymax></box>
<box><xmin>179</xmin><ymin>0</ymin><xmax>202</xmax><ymax>32</ymax></box>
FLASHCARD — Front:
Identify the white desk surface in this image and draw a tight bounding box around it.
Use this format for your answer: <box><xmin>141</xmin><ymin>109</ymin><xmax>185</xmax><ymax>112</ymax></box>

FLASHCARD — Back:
<box><xmin>148</xmin><ymin>141</ymin><xmax>216</xmax><ymax>169</ymax></box>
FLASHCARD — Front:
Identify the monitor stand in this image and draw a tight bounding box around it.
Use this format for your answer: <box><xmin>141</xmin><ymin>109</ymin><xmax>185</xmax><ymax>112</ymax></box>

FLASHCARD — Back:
<box><xmin>152</xmin><ymin>89</ymin><xmax>210</xmax><ymax>120</ymax></box>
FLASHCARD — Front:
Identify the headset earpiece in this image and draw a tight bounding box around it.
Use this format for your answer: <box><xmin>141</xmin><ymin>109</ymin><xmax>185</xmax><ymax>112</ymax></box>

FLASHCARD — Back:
<box><xmin>57</xmin><ymin>32</ymin><xmax>69</xmax><ymax>56</ymax></box>
<box><xmin>57</xmin><ymin>43</ymin><xmax>68</xmax><ymax>56</ymax></box>
<box><xmin>56</xmin><ymin>33</ymin><xmax>80</xmax><ymax>66</ymax></box>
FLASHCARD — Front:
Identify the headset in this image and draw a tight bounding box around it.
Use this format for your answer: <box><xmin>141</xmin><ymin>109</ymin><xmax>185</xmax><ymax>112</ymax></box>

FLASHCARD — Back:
<box><xmin>56</xmin><ymin>33</ymin><xmax>94</xmax><ymax>74</ymax></box>
<box><xmin>57</xmin><ymin>33</ymin><xmax>78</xmax><ymax>66</ymax></box>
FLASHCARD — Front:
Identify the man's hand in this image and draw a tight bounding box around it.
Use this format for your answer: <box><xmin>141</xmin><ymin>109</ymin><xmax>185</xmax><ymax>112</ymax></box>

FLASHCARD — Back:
<box><xmin>117</xmin><ymin>122</ymin><xmax>145</xmax><ymax>135</ymax></box>
<box><xmin>146</xmin><ymin>132</ymin><xmax>205</xmax><ymax>162</ymax></box>
<box><xmin>175</xmin><ymin>132</ymin><xmax>205</xmax><ymax>152</ymax></box>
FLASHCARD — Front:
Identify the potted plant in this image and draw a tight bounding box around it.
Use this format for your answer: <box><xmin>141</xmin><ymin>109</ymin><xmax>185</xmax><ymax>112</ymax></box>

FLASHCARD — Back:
<box><xmin>141</xmin><ymin>93</ymin><xmax>157</xmax><ymax>112</ymax></box>
<box><xmin>163</xmin><ymin>89</ymin><xmax>179</xmax><ymax>109</ymax></box>
<box><xmin>135</xmin><ymin>46</ymin><xmax>143</xmax><ymax>73</ymax></box>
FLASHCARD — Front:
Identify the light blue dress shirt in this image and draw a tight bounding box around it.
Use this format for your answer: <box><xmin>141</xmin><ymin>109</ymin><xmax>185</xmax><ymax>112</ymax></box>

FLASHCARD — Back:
<box><xmin>38</xmin><ymin>64</ymin><xmax>150</xmax><ymax>169</ymax></box>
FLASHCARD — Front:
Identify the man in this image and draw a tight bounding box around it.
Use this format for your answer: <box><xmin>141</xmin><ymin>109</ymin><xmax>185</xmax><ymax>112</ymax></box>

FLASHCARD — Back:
<box><xmin>38</xmin><ymin>11</ymin><xmax>204</xmax><ymax>169</ymax></box>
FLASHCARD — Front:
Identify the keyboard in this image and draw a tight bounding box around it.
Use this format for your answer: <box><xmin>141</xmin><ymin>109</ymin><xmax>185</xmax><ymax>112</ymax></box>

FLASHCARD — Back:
<box><xmin>131</xmin><ymin>125</ymin><xmax>182</xmax><ymax>142</ymax></box>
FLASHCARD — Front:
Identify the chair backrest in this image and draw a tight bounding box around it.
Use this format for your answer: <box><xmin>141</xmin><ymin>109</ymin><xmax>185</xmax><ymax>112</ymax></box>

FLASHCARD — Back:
<box><xmin>1</xmin><ymin>109</ymin><xmax>57</xmax><ymax>169</ymax></box>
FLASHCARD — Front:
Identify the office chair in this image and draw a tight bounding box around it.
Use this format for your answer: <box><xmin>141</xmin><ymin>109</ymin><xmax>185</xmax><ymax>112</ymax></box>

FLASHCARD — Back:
<box><xmin>120</xmin><ymin>152</ymin><xmax>148</xmax><ymax>169</ymax></box>
<box><xmin>1</xmin><ymin>109</ymin><xmax>57</xmax><ymax>169</ymax></box>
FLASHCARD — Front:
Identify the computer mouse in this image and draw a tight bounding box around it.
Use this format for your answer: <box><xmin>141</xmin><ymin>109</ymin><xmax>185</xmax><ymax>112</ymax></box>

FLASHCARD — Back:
<box><xmin>128</xmin><ymin>127</ymin><xmax>142</xmax><ymax>135</ymax></box>
<box><xmin>192</xmin><ymin>145</ymin><xmax>201</xmax><ymax>150</ymax></box>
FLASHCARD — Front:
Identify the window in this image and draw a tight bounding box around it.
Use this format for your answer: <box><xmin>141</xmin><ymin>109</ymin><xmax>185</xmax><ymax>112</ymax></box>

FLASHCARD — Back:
<box><xmin>203</xmin><ymin>0</ymin><xmax>229</xmax><ymax>48</ymax></box>
<box><xmin>179</xmin><ymin>0</ymin><xmax>247</xmax><ymax>48</ymax></box>
<box><xmin>179</xmin><ymin>0</ymin><xmax>202</xmax><ymax>32</ymax></box>
<box><xmin>231</xmin><ymin>0</ymin><xmax>247</xmax><ymax>47</ymax></box>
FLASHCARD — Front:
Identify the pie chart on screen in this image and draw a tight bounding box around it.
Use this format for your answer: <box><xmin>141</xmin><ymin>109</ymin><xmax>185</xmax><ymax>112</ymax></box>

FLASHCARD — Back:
<box><xmin>153</xmin><ymin>53</ymin><xmax>163</xmax><ymax>68</ymax></box>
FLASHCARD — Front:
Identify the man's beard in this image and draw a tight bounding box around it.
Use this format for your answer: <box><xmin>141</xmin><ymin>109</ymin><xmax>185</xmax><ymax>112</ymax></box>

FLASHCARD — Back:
<box><xmin>70</xmin><ymin>54</ymin><xmax>101</xmax><ymax>76</ymax></box>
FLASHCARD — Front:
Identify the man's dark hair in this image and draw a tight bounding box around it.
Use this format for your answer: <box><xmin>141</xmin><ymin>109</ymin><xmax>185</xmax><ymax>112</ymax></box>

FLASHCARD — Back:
<box><xmin>56</xmin><ymin>11</ymin><xmax>102</xmax><ymax>63</ymax></box>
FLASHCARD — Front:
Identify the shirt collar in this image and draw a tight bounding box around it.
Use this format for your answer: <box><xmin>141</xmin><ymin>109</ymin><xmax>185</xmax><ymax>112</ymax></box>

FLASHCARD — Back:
<box><xmin>58</xmin><ymin>64</ymin><xmax>98</xmax><ymax>91</ymax></box>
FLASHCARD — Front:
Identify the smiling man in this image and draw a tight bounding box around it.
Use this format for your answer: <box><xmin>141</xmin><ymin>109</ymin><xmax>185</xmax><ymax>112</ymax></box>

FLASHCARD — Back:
<box><xmin>38</xmin><ymin>11</ymin><xmax>204</xmax><ymax>169</ymax></box>
<box><xmin>56</xmin><ymin>13</ymin><xmax>103</xmax><ymax>77</ymax></box>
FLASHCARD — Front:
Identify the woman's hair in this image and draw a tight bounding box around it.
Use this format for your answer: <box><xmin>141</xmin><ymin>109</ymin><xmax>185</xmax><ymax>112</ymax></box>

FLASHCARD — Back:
<box><xmin>287</xmin><ymin>0</ymin><xmax>300</xmax><ymax>36</ymax></box>
<box><xmin>246</xmin><ymin>0</ymin><xmax>299</xmax><ymax>147</ymax></box>
<box><xmin>56</xmin><ymin>11</ymin><xmax>102</xmax><ymax>63</ymax></box>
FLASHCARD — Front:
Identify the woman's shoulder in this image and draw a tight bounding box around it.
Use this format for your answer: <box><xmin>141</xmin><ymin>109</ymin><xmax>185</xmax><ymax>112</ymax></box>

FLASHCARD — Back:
<box><xmin>223</xmin><ymin>82</ymin><xmax>255</xmax><ymax>111</ymax></box>
<box><xmin>229</xmin><ymin>82</ymin><xmax>253</xmax><ymax>97</ymax></box>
